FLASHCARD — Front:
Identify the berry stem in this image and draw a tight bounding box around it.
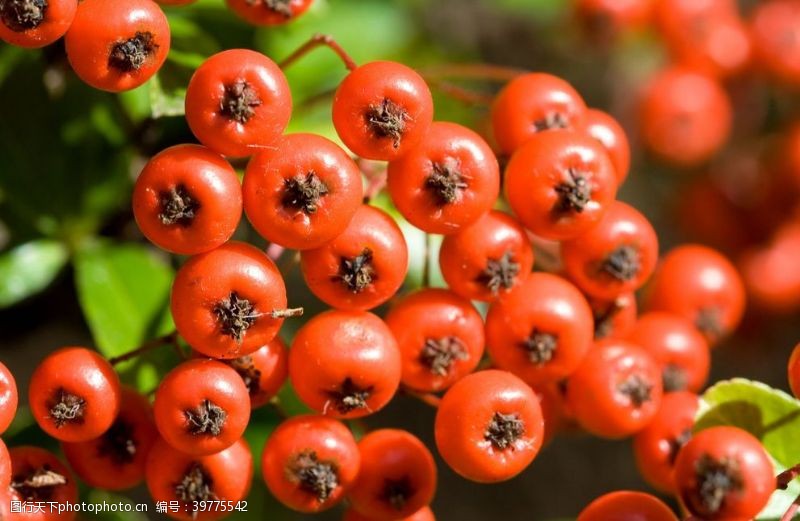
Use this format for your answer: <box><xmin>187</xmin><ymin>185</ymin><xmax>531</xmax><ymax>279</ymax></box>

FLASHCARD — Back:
<box><xmin>279</xmin><ymin>33</ymin><xmax>358</xmax><ymax>71</ymax></box>
<box><xmin>425</xmin><ymin>79</ymin><xmax>494</xmax><ymax>106</ymax></box>
<box><xmin>419</xmin><ymin>63</ymin><xmax>527</xmax><ymax>82</ymax></box>
<box><xmin>778</xmin><ymin>463</ymin><xmax>800</xmax><ymax>490</ymax></box>
<box><xmin>108</xmin><ymin>331</ymin><xmax>180</xmax><ymax>366</ymax></box>
<box><xmin>781</xmin><ymin>494</ymin><xmax>800</xmax><ymax>521</ymax></box>
<box><xmin>423</xmin><ymin>233</ymin><xmax>432</xmax><ymax>288</ymax></box>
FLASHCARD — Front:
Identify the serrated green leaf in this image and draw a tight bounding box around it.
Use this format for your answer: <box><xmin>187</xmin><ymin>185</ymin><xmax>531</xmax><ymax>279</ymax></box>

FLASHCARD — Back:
<box><xmin>0</xmin><ymin>240</ymin><xmax>68</xmax><ymax>308</ymax></box>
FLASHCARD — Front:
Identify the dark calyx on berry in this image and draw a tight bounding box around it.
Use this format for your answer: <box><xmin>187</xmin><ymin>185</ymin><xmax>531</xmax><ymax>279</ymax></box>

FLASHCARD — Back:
<box><xmin>554</xmin><ymin>168</ymin><xmax>591</xmax><ymax>214</ymax></box>
<box><xmin>336</xmin><ymin>248</ymin><xmax>375</xmax><ymax>293</ymax></box>
<box><xmin>521</xmin><ymin>328</ymin><xmax>558</xmax><ymax>365</ymax></box>
<box><xmin>366</xmin><ymin>98</ymin><xmax>409</xmax><ymax>148</ymax></box>
<box><xmin>426</xmin><ymin>157</ymin><xmax>467</xmax><ymax>205</ymax></box>
<box><xmin>617</xmin><ymin>374</ymin><xmax>653</xmax><ymax>408</ymax></box>
<box><xmin>0</xmin><ymin>0</ymin><xmax>47</xmax><ymax>32</ymax></box>
<box><xmin>220</xmin><ymin>80</ymin><xmax>262</xmax><ymax>124</ymax></box>
<box><xmin>484</xmin><ymin>411</ymin><xmax>525</xmax><ymax>450</ymax></box>
<box><xmin>213</xmin><ymin>291</ymin><xmax>257</xmax><ymax>343</ymax></box>
<box><xmin>262</xmin><ymin>0</ymin><xmax>292</xmax><ymax>17</ymax></box>
<box><xmin>97</xmin><ymin>418</ymin><xmax>138</xmax><ymax>465</ymax></box>
<box><xmin>325</xmin><ymin>377</ymin><xmax>373</xmax><ymax>414</ymax></box>
<box><xmin>108</xmin><ymin>32</ymin><xmax>158</xmax><ymax>72</ymax></box>
<box><xmin>289</xmin><ymin>450</ymin><xmax>339</xmax><ymax>502</ymax></box>
<box><xmin>282</xmin><ymin>172</ymin><xmax>329</xmax><ymax>214</ymax></box>
<box><xmin>477</xmin><ymin>251</ymin><xmax>520</xmax><ymax>294</ymax></box>
<box><xmin>533</xmin><ymin>112</ymin><xmax>569</xmax><ymax>133</ymax></box>
<box><xmin>175</xmin><ymin>463</ymin><xmax>217</xmax><ymax>503</ymax></box>
<box><xmin>159</xmin><ymin>185</ymin><xmax>200</xmax><ymax>226</ymax></box>
<box><xmin>667</xmin><ymin>428</ymin><xmax>692</xmax><ymax>465</ymax></box>
<box><xmin>692</xmin><ymin>454</ymin><xmax>743</xmax><ymax>516</ymax></box>
<box><xmin>592</xmin><ymin>299</ymin><xmax>623</xmax><ymax>339</ymax></box>
<box><xmin>419</xmin><ymin>336</ymin><xmax>468</xmax><ymax>376</ymax></box>
<box><xmin>227</xmin><ymin>355</ymin><xmax>261</xmax><ymax>397</ymax></box>
<box><xmin>601</xmin><ymin>245</ymin><xmax>641</xmax><ymax>281</ymax></box>
<box><xmin>184</xmin><ymin>399</ymin><xmax>227</xmax><ymax>436</ymax></box>
<box><xmin>11</xmin><ymin>466</ymin><xmax>67</xmax><ymax>501</ymax></box>
<box><xmin>662</xmin><ymin>363</ymin><xmax>688</xmax><ymax>392</ymax></box>
<box><xmin>48</xmin><ymin>388</ymin><xmax>86</xmax><ymax>427</ymax></box>
<box><xmin>695</xmin><ymin>306</ymin><xmax>724</xmax><ymax>340</ymax></box>
<box><xmin>381</xmin><ymin>476</ymin><xmax>414</xmax><ymax>511</ymax></box>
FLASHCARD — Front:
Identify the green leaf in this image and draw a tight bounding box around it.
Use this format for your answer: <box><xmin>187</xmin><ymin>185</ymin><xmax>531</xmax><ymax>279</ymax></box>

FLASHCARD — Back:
<box><xmin>149</xmin><ymin>74</ymin><xmax>186</xmax><ymax>119</ymax></box>
<box><xmin>0</xmin><ymin>240</ymin><xmax>68</xmax><ymax>308</ymax></box>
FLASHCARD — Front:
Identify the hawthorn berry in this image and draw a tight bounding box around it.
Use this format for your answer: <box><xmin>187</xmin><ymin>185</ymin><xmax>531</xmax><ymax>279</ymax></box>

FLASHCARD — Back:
<box><xmin>8</xmin><ymin>446</ymin><xmax>79</xmax><ymax>520</ymax></box>
<box><xmin>387</xmin><ymin>121</ymin><xmax>500</xmax><ymax>234</ymax></box>
<box><xmin>574</xmin><ymin>0</ymin><xmax>653</xmax><ymax>38</ymax></box>
<box><xmin>64</xmin><ymin>0</ymin><xmax>170</xmax><ymax>92</ymax></box>
<box><xmin>562</xmin><ymin>201</ymin><xmax>658</xmax><ymax>301</ymax></box>
<box><xmin>348</xmin><ymin>429</ymin><xmax>437</xmax><ymax>521</ymax></box>
<box><xmin>582</xmin><ymin>108</ymin><xmax>631</xmax><ymax>185</ymax></box>
<box><xmin>740</xmin><ymin>221</ymin><xmax>800</xmax><ymax>313</ymax></box>
<box><xmin>332</xmin><ymin>61</ymin><xmax>434</xmax><ymax>161</ymax></box>
<box><xmin>589</xmin><ymin>292</ymin><xmax>638</xmax><ymax>340</ymax></box>
<box><xmin>0</xmin><ymin>360</ymin><xmax>18</xmax><ymax>434</ymax></box>
<box><xmin>491</xmin><ymin>72</ymin><xmax>588</xmax><ymax>155</ymax></box>
<box><xmin>146</xmin><ymin>437</ymin><xmax>252</xmax><ymax>521</ymax></box>
<box><xmin>385</xmin><ymin>288</ymin><xmax>485</xmax><ymax>392</ymax></box>
<box><xmin>504</xmin><ymin>129</ymin><xmax>618</xmax><ymax>240</ymax></box>
<box><xmin>226</xmin><ymin>0</ymin><xmax>314</xmax><ymax>26</ymax></box>
<box><xmin>243</xmin><ymin>133</ymin><xmax>363</xmax><ymax>250</ymax></box>
<box><xmin>222</xmin><ymin>337</ymin><xmax>288</xmax><ymax>409</ymax></box>
<box><xmin>262</xmin><ymin>415</ymin><xmax>360</xmax><ymax>513</ymax></box>
<box><xmin>300</xmin><ymin>205</ymin><xmax>408</xmax><ymax>311</ymax></box>
<box><xmin>577</xmin><ymin>490</ymin><xmax>678</xmax><ymax>521</ymax></box>
<box><xmin>153</xmin><ymin>359</ymin><xmax>250</xmax><ymax>456</ymax></box>
<box><xmin>632</xmin><ymin>391</ymin><xmax>699</xmax><ymax>493</ymax></box>
<box><xmin>343</xmin><ymin>506</ymin><xmax>435</xmax><ymax>521</ymax></box>
<box><xmin>289</xmin><ymin>310</ymin><xmax>401</xmax><ymax>419</ymax></box>
<box><xmin>674</xmin><ymin>426</ymin><xmax>774</xmax><ymax>520</ymax></box>
<box><xmin>750</xmin><ymin>0</ymin><xmax>800</xmax><ymax>86</ymax></box>
<box><xmin>485</xmin><ymin>272</ymin><xmax>594</xmax><ymax>385</ymax></box>
<box><xmin>438</xmin><ymin>210</ymin><xmax>534</xmax><ymax>302</ymax></box>
<box><xmin>185</xmin><ymin>49</ymin><xmax>292</xmax><ymax>158</ymax></box>
<box><xmin>645</xmin><ymin>244</ymin><xmax>745</xmax><ymax>345</ymax></box>
<box><xmin>132</xmin><ymin>144</ymin><xmax>242</xmax><ymax>255</ymax></box>
<box><xmin>435</xmin><ymin>370</ymin><xmax>544</xmax><ymax>483</ymax></box>
<box><xmin>789</xmin><ymin>343</ymin><xmax>800</xmax><ymax>399</ymax></box>
<box><xmin>0</xmin><ymin>438</ymin><xmax>9</xmax><ymax>489</ymax></box>
<box><xmin>0</xmin><ymin>0</ymin><xmax>76</xmax><ymax>48</ymax></box>
<box><xmin>61</xmin><ymin>386</ymin><xmax>157</xmax><ymax>491</ymax></box>
<box><xmin>28</xmin><ymin>346</ymin><xmax>121</xmax><ymax>442</ymax></box>
<box><xmin>170</xmin><ymin>241</ymin><xmax>290</xmax><ymax>359</ymax></box>
<box><xmin>566</xmin><ymin>339</ymin><xmax>663</xmax><ymax>438</ymax></box>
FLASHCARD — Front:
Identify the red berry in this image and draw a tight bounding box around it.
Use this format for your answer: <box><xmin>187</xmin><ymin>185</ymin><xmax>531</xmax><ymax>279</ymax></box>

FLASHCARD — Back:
<box><xmin>0</xmin><ymin>360</ymin><xmax>18</xmax><ymax>434</ymax></box>
<box><xmin>64</xmin><ymin>0</ymin><xmax>170</xmax><ymax>92</ymax></box>
<box><xmin>332</xmin><ymin>61</ymin><xmax>434</xmax><ymax>161</ymax></box>
<box><xmin>132</xmin><ymin>144</ymin><xmax>242</xmax><ymax>255</ymax></box>
<box><xmin>0</xmin><ymin>438</ymin><xmax>9</xmax><ymax>490</ymax></box>
<box><xmin>435</xmin><ymin>370</ymin><xmax>544</xmax><ymax>483</ymax></box>
<box><xmin>575</xmin><ymin>0</ymin><xmax>654</xmax><ymax>38</ymax></box>
<box><xmin>9</xmin><ymin>446</ymin><xmax>79</xmax><ymax>520</ymax></box>
<box><xmin>578</xmin><ymin>490</ymin><xmax>678</xmax><ymax>521</ymax></box>
<box><xmin>185</xmin><ymin>49</ymin><xmax>292</xmax><ymax>158</ymax></box>
<box><xmin>582</xmin><ymin>108</ymin><xmax>632</xmax><ymax>184</ymax></box>
<box><xmin>226</xmin><ymin>0</ymin><xmax>314</xmax><ymax>26</ymax></box>
<box><xmin>751</xmin><ymin>0</ymin><xmax>800</xmax><ymax>86</ymax></box>
<box><xmin>243</xmin><ymin>133</ymin><xmax>363</xmax><ymax>249</ymax></box>
<box><xmin>789</xmin><ymin>343</ymin><xmax>800</xmax><ymax>399</ymax></box>
<box><xmin>262</xmin><ymin>415</ymin><xmax>360</xmax><ymax>513</ymax></box>
<box><xmin>29</xmin><ymin>346</ymin><xmax>121</xmax><ymax>442</ymax></box>
<box><xmin>0</xmin><ymin>0</ymin><xmax>76</xmax><ymax>48</ymax></box>
<box><xmin>589</xmin><ymin>292</ymin><xmax>638</xmax><ymax>340</ymax></box>
<box><xmin>222</xmin><ymin>337</ymin><xmax>288</xmax><ymax>409</ymax></box>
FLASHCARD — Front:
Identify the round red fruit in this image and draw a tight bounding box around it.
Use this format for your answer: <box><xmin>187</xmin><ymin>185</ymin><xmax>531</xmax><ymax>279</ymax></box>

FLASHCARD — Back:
<box><xmin>9</xmin><ymin>446</ymin><xmax>79</xmax><ymax>520</ymax></box>
<box><xmin>226</xmin><ymin>0</ymin><xmax>314</xmax><ymax>26</ymax></box>
<box><xmin>578</xmin><ymin>490</ymin><xmax>678</xmax><ymax>521</ymax></box>
<box><xmin>0</xmin><ymin>360</ymin><xmax>18</xmax><ymax>434</ymax></box>
<box><xmin>582</xmin><ymin>109</ymin><xmax>631</xmax><ymax>185</ymax></box>
<box><xmin>0</xmin><ymin>0</ymin><xmax>76</xmax><ymax>48</ymax></box>
<box><xmin>223</xmin><ymin>337</ymin><xmax>288</xmax><ymax>408</ymax></box>
<box><xmin>590</xmin><ymin>292</ymin><xmax>638</xmax><ymax>340</ymax></box>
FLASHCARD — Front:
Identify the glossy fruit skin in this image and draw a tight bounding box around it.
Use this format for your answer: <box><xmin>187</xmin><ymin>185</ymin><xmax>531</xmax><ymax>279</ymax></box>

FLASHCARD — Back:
<box><xmin>438</xmin><ymin>210</ymin><xmax>534</xmax><ymax>302</ymax></box>
<box><xmin>332</xmin><ymin>61</ymin><xmax>434</xmax><ymax>161</ymax></box>
<box><xmin>741</xmin><ymin>221</ymin><xmax>800</xmax><ymax>313</ymax></box>
<box><xmin>8</xmin><ymin>446</ymin><xmax>79</xmax><ymax>521</ymax></box>
<box><xmin>132</xmin><ymin>144</ymin><xmax>242</xmax><ymax>255</ymax></box>
<box><xmin>348</xmin><ymin>429</ymin><xmax>437</xmax><ymax>521</ymax></box>
<box><xmin>751</xmin><ymin>0</ymin><xmax>800</xmax><ymax>86</ymax></box>
<box><xmin>674</xmin><ymin>426</ymin><xmax>773</xmax><ymax>520</ymax></box>
<box><xmin>343</xmin><ymin>506</ymin><xmax>435</xmax><ymax>521</ymax></box>
<box><xmin>243</xmin><ymin>133</ymin><xmax>363</xmax><ymax>250</ymax></box>
<box><xmin>385</xmin><ymin>288</ymin><xmax>485</xmax><ymax>392</ymax></box>
<box><xmin>627</xmin><ymin>312</ymin><xmax>710</xmax><ymax>393</ymax></box>
<box><xmin>170</xmin><ymin>241</ymin><xmax>288</xmax><ymax>359</ymax></box>
<box><xmin>224</xmin><ymin>337</ymin><xmax>288</xmax><ymax>408</ymax></box>
<box><xmin>491</xmin><ymin>72</ymin><xmax>588</xmax><ymax>155</ymax></box>
<box><xmin>504</xmin><ymin>129</ymin><xmax>618</xmax><ymax>241</ymax></box>
<box><xmin>0</xmin><ymin>360</ymin><xmax>18</xmax><ymax>434</ymax></box>
<box><xmin>0</xmin><ymin>438</ymin><xmax>9</xmax><ymax>489</ymax></box>
<box><xmin>633</xmin><ymin>391</ymin><xmax>699</xmax><ymax>493</ymax></box>
<box><xmin>289</xmin><ymin>310</ymin><xmax>401</xmax><ymax>419</ymax></box>
<box><xmin>577</xmin><ymin>490</ymin><xmax>679</xmax><ymax>521</ymax></box>
<box><xmin>639</xmin><ymin>67</ymin><xmax>731</xmax><ymax>166</ymax></box>
<box><xmin>567</xmin><ymin>339</ymin><xmax>663</xmax><ymax>439</ymax></box>
<box><xmin>29</xmin><ymin>346</ymin><xmax>121</xmax><ymax>442</ymax></box>
<box><xmin>590</xmin><ymin>292</ymin><xmax>638</xmax><ymax>340</ymax></box>
<box><xmin>582</xmin><ymin>109</ymin><xmax>631</xmax><ymax>185</ymax></box>
<box><xmin>0</xmin><ymin>0</ymin><xmax>76</xmax><ymax>48</ymax></box>
<box><xmin>645</xmin><ymin>244</ymin><xmax>745</xmax><ymax>345</ymax></box>
<box><xmin>387</xmin><ymin>121</ymin><xmax>500</xmax><ymax>234</ymax></box>
<box><xmin>226</xmin><ymin>0</ymin><xmax>314</xmax><ymax>26</ymax></box>
<box><xmin>789</xmin><ymin>343</ymin><xmax>800</xmax><ymax>399</ymax></box>
<box><xmin>146</xmin><ymin>437</ymin><xmax>252</xmax><ymax>521</ymax></box>
<box><xmin>562</xmin><ymin>201</ymin><xmax>659</xmax><ymax>300</ymax></box>
<box><xmin>435</xmin><ymin>370</ymin><xmax>544</xmax><ymax>483</ymax></box>
<box><xmin>300</xmin><ymin>205</ymin><xmax>408</xmax><ymax>311</ymax></box>
<box><xmin>61</xmin><ymin>387</ymin><xmax>157</xmax><ymax>490</ymax></box>
<box><xmin>153</xmin><ymin>359</ymin><xmax>250</xmax><ymax>456</ymax></box>
<box><xmin>485</xmin><ymin>273</ymin><xmax>594</xmax><ymax>385</ymax></box>
<box><xmin>262</xmin><ymin>415</ymin><xmax>360</xmax><ymax>513</ymax></box>
<box><xmin>185</xmin><ymin>49</ymin><xmax>291</xmax><ymax>158</ymax></box>
<box><xmin>64</xmin><ymin>0</ymin><xmax>170</xmax><ymax>92</ymax></box>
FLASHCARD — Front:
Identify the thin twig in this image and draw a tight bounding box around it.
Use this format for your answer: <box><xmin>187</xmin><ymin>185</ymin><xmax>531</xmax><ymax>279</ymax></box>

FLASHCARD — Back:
<box><xmin>426</xmin><ymin>78</ymin><xmax>494</xmax><ymax>106</ymax></box>
<box><xmin>109</xmin><ymin>331</ymin><xmax>179</xmax><ymax>366</ymax></box>
<box><xmin>781</xmin><ymin>494</ymin><xmax>800</xmax><ymax>521</ymax></box>
<box><xmin>419</xmin><ymin>63</ymin><xmax>527</xmax><ymax>82</ymax></box>
<box><xmin>778</xmin><ymin>464</ymin><xmax>800</xmax><ymax>490</ymax></box>
<box><xmin>279</xmin><ymin>33</ymin><xmax>358</xmax><ymax>71</ymax></box>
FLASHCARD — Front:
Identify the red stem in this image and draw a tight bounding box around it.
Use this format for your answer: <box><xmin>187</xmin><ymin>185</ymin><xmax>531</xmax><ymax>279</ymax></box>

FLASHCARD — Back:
<box><xmin>279</xmin><ymin>33</ymin><xmax>358</xmax><ymax>71</ymax></box>
<box><xmin>781</xmin><ymin>495</ymin><xmax>800</xmax><ymax>521</ymax></box>
<box><xmin>779</xmin><ymin>464</ymin><xmax>800</xmax><ymax>490</ymax></box>
<box><xmin>419</xmin><ymin>63</ymin><xmax>527</xmax><ymax>82</ymax></box>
